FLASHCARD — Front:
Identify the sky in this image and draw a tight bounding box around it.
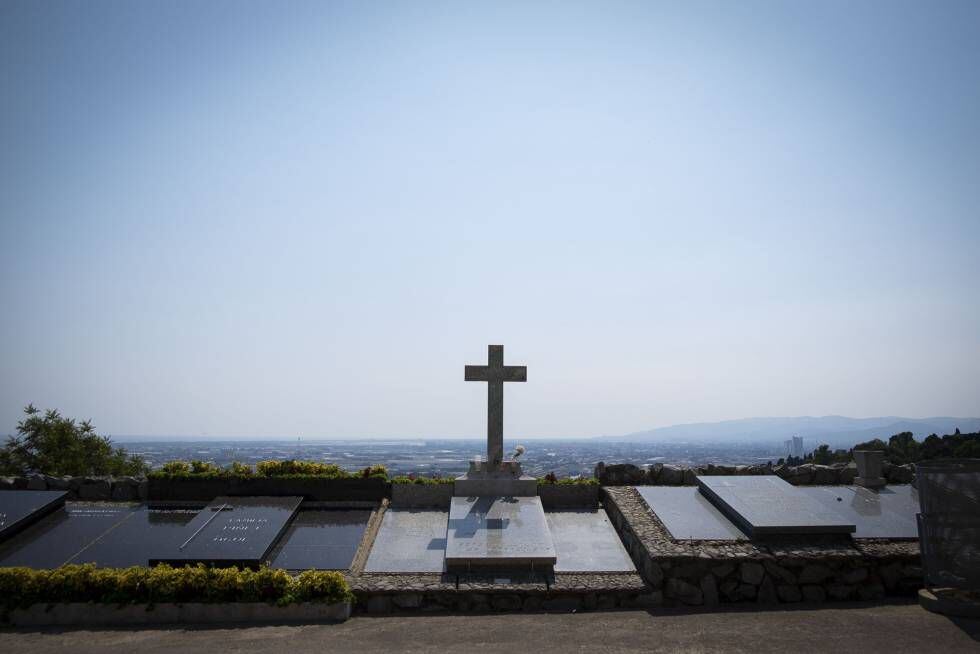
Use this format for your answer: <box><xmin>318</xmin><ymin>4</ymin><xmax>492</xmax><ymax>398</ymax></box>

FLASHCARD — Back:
<box><xmin>1</xmin><ymin>1</ymin><xmax>979</xmax><ymax>439</ymax></box>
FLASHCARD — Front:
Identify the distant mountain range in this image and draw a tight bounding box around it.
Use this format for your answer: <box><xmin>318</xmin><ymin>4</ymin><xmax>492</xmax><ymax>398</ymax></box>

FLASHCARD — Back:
<box><xmin>611</xmin><ymin>416</ymin><xmax>980</xmax><ymax>448</ymax></box>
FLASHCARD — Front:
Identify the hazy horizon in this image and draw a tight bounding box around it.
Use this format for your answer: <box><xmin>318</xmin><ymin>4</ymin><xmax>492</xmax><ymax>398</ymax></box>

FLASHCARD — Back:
<box><xmin>2</xmin><ymin>2</ymin><xmax>978</xmax><ymax>438</ymax></box>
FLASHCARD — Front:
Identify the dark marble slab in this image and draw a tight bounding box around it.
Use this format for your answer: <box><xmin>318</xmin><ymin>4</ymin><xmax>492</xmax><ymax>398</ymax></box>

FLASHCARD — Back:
<box><xmin>70</xmin><ymin>507</ymin><xmax>199</xmax><ymax>567</ymax></box>
<box><xmin>0</xmin><ymin>502</ymin><xmax>138</xmax><ymax>568</ymax></box>
<box><xmin>0</xmin><ymin>490</ymin><xmax>68</xmax><ymax>543</ymax></box>
<box><xmin>697</xmin><ymin>476</ymin><xmax>856</xmax><ymax>536</ymax></box>
<box><xmin>636</xmin><ymin>486</ymin><xmax>748</xmax><ymax>540</ymax></box>
<box><xmin>150</xmin><ymin>496</ymin><xmax>302</xmax><ymax>566</ymax></box>
<box><xmin>268</xmin><ymin>509</ymin><xmax>370</xmax><ymax>570</ymax></box>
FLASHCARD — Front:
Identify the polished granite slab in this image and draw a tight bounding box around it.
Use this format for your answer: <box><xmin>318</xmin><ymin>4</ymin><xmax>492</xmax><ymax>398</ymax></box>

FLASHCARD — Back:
<box><xmin>445</xmin><ymin>496</ymin><xmax>556</xmax><ymax>570</ymax></box>
<box><xmin>0</xmin><ymin>502</ymin><xmax>141</xmax><ymax>567</ymax></box>
<box><xmin>0</xmin><ymin>490</ymin><xmax>67</xmax><ymax>542</ymax></box>
<box><xmin>268</xmin><ymin>509</ymin><xmax>370</xmax><ymax>570</ymax></box>
<box><xmin>364</xmin><ymin>509</ymin><xmax>448</xmax><ymax>573</ymax></box>
<box><xmin>797</xmin><ymin>485</ymin><xmax>919</xmax><ymax>538</ymax></box>
<box><xmin>150</xmin><ymin>496</ymin><xmax>302</xmax><ymax>566</ymax></box>
<box><xmin>636</xmin><ymin>486</ymin><xmax>748</xmax><ymax>540</ymax></box>
<box><xmin>697</xmin><ymin>476</ymin><xmax>856</xmax><ymax>536</ymax></box>
<box><xmin>546</xmin><ymin>509</ymin><xmax>636</xmax><ymax>572</ymax></box>
<box><xmin>70</xmin><ymin>506</ymin><xmax>199</xmax><ymax>567</ymax></box>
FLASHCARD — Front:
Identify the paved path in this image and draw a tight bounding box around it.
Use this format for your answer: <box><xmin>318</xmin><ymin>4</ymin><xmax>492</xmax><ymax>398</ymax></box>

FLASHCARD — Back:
<box><xmin>2</xmin><ymin>602</ymin><xmax>978</xmax><ymax>653</ymax></box>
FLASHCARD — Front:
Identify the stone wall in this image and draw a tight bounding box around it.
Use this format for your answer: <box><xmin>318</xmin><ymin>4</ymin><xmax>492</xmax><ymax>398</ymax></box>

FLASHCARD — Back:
<box><xmin>350</xmin><ymin>572</ymin><xmax>652</xmax><ymax>613</ymax></box>
<box><xmin>603</xmin><ymin>486</ymin><xmax>922</xmax><ymax>607</ymax></box>
<box><xmin>0</xmin><ymin>474</ymin><xmax>146</xmax><ymax>501</ymax></box>
<box><xmin>595</xmin><ymin>461</ymin><xmax>915</xmax><ymax>486</ymax></box>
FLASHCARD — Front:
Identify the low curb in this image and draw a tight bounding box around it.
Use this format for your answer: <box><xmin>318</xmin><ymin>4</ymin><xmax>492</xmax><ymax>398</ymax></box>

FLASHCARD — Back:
<box><xmin>5</xmin><ymin>601</ymin><xmax>351</xmax><ymax>627</ymax></box>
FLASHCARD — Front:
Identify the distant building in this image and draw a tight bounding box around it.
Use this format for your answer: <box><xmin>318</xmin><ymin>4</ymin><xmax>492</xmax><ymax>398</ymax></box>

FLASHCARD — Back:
<box><xmin>784</xmin><ymin>436</ymin><xmax>804</xmax><ymax>459</ymax></box>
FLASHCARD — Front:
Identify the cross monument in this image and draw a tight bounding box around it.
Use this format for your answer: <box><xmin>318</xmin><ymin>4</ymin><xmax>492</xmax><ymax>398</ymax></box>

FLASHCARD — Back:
<box><xmin>465</xmin><ymin>344</ymin><xmax>527</xmax><ymax>467</ymax></box>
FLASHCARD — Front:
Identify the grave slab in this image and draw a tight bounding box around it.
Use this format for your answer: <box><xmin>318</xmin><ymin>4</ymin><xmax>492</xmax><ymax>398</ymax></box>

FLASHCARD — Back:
<box><xmin>70</xmin><ymin>506</ymin><xmax>199</xmax><ymax>567</ymax></box>
<box><xmin>0</xmin><ymin>502</ymin><xmax>139</xmax><ymax>568</ymax></box>
<box><xmin>636</xmin><ymin>486</ymin><xmax>747</xmax><ymax>541</ymax></box>
<box><xmin>445</xmin><ymin>496</ymin><xmax>556</xmax><ymax>571</ymax></box>
<box><xmin>0</xmin><ymin>490</ymin><xmax>67</xmax><ymax>543</ymax></box>
<box><xmin>797</xmin><ymin>485</ymin><xmax>919</xmax><ymax>538</ymax></box>
<box><xmin>364</xmin><ymin>509</ymin><xmax>449</xmax><ymax>573</ymax></box>
<box><xmin>696</xmin><ymin>476</ymin><xmax>856</xmax><ymax>536</ymax></box>
<box><xmin>150</xmin><ymin>496</ymin><xmax>302</xmax><ymax>567</ymax></box>
<box><xmin>546</xmin><ymin>509</ymin><xmax>636</xmax><ymax>572</ymax></box>
<box><xmin>268</xmin><ymin>509</ymin><xmax>370</xmax><ymax>570</ymax></box>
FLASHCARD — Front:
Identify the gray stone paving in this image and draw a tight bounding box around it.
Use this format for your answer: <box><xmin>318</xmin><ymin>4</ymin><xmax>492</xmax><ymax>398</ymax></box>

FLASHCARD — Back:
<box><xmin>546</xmin><ymin>509</ymin><xmax>636</xmax><ymax>572</ymax></box>
<box><xmin>364</xmin><ymin>509</ymin><xmax>448</xmax><ymax>573</ymax></box>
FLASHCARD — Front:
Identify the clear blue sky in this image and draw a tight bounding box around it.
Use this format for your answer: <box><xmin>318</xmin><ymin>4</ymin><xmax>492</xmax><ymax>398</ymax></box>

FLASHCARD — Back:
<box><xmin>1</xmin><ymin>1</ymin><xmax>978</xmax><ymax>439</ymax></box>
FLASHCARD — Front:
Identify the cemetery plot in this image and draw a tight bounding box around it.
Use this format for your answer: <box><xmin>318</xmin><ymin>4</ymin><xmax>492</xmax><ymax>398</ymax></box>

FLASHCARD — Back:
<box><xmin>69</xmin><ymin>506</ymin><xmax>199</xmax><ymax>567</ymax></box>
<box><xmin>0</xmin><ymin>490</ymin><xmax>67</xmax><ymax>542</ymax></box>
<box><xmin>268</xmin><ymin>509</ymin><xmax>371</xmax><ymax>570</ymax></box>
<box><xmin>150</xmin><ymin>496</ymin><xmax>302</xmax><ymax>567</ymax></box>
<box><xmin>445</xmin><ymin>496</ymin><xmax>556</xmax><ymax>570</ymax></box>
<box><xmin>697</xmin><ymin>476</ymin><xmax>856</xmax><ymax>537</ymax></box>
<box><xmin>797</xmin><ymin>485</ymin><xmax>919</xmax><ymax>538</ymax></box>
<box><xmin>636</xmin><ymin>486</ymin><xmax>747</xmax><ymax>541</ymax></box>
<box><xmin>545</xmin><ymin>509</ymin><xmax>636</xmax><ymax>572</ymax></box>
<box><xmin>364</xmin><ymin>509</ymin><xmax>449</xmax><ymax>573</ymax></box>
<box><xmin>0</xmin><ymin>502</ymin><xmax>139</xmax><ymax>568</ymax></box>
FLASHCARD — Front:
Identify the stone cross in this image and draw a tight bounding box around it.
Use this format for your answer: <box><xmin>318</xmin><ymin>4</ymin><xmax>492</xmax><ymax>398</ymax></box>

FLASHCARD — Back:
<box><xmin>465</xmin><ymin>344</ymin><xmax>527</xmax><ymax>467</ymax></box>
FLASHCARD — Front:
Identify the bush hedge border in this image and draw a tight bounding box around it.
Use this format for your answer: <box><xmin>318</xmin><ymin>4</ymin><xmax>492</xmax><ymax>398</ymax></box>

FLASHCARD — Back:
<box><xmin>0</xmin><ymin>564</ymin><xmax>352</xmax><ymax>613</ymax></box>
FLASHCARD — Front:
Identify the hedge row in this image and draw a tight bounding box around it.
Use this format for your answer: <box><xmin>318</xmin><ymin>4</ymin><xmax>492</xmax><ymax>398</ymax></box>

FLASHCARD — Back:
<box><xmin>148</xmin><ymin>460</ymin><xmax>596</xmax><ymax>485</ymax></box>
<box><xmin>0</xmin><ymin>564</ymin><xmax>352</xmax><ymax>611</ymax></box>
<box><xmin>149</xmin><ymin>460</ymin><xmax>388</xmax><ymax>480</ymax></box>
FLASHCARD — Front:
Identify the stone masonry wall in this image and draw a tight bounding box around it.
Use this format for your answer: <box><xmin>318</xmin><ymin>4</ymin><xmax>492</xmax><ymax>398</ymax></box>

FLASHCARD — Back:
<box><xmin>596</xmin><ymin>461</ymin><xmax>915</xmax><ymax>486</ymax></box>
<box><xmin>0</xmin><ymin>474</ymin><xmax>145</xmax><ymax>501</ymax></box>
<box><xmin>603</xmin><ymin>486</ymin><xmax>922</xmax><ymax>607</ymax></box>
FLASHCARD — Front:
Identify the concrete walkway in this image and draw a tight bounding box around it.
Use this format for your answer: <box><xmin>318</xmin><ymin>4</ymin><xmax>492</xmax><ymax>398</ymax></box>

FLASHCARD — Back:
<box><xmin>2</xmin><ymin>602</ymin><xmax>978</xmax><ymax>653</ymax></box>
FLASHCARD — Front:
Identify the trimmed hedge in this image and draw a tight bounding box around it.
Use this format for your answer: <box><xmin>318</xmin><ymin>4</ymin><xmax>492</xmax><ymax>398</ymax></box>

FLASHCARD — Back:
<box><xmin>538</xmin><ymin>476</ymin><xmax>598</xmax><ymax>486</ymax></box>
<box><xmin>149</xmin><ymin>460</ymin><xmax>388</xmax><ymax>481</ymax></box>
<box><xmin>390</xmin><ymin>475</ymin><xmax>455</xmax><ymax>485</ymax></box>
<box><xmin>0</xmin><ymin>564</ymin><xmax>352</xmax><ymax>612</ymax></box>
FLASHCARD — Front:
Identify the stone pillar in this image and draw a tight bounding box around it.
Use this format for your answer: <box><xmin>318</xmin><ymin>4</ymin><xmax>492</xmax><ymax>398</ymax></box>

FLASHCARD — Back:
<box><xmin>854</xmin><ymin>450</ymin><xmax>886</xmax><ymax>489</ymax></box>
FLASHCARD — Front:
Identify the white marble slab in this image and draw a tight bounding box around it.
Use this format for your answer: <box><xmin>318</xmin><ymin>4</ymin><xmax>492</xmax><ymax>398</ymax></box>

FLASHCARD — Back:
<box><xmin>445</xmin><ymin>496</ymin><xmax>556</xmax><ymax>569</ymax></box>
<box><xmin>364</xmin><ymin>509</ymin><xmax>448</xmax><ymax>573</ymax></box>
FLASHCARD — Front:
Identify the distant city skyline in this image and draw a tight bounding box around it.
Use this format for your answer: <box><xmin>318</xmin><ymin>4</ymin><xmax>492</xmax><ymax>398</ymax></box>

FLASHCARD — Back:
<box><xmin>2</xmin><ymin>2</ymin><xmax>978</xmax><ymax>438</ymax></box>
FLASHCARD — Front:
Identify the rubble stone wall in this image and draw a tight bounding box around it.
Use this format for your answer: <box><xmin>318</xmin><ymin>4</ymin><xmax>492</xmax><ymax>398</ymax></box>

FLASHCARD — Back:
<box><xmin>603</xmin><ymin>486</ymin><xmax>922</xmax><ymax>607</ymax></box>
<box><xmin>595</xmin><ymin>461</ymin><xmax>915</xmax><ymax>486</ymax></box>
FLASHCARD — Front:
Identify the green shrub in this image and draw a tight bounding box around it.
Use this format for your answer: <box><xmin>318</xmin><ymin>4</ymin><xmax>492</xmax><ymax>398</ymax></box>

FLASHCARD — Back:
<box><xmin>149</xmin><ymin>459</ymin><xmax>390</xmax><ymax>480</ymax></box>
<box><xmin>391</xmin><ymin>475</ymin><xmax>454</xmax><ymax>485</ymax></box>
<box><xmin>538</xmin><ymin>475</ymin><xmax>598</xmax><ymax>486</ymax></box>
<box><xmin>0</xmin><ymin>564</ymin><xmax>351</xmax><ymax>611</ymax></box>
<box><xmin>0</xmin><ymin>405</ymin><xmax>147</xmax><ymax>476</ymax></box>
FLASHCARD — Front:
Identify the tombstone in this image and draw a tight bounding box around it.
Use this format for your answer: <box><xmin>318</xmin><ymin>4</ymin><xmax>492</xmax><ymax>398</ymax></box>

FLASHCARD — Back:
<box><xmin>853</xmin><ymin>450</ymin><xmax>886</xmax><ymax>489</ymax></box>
<box><xmin>150</xmin><ymin>496</ymin><xmax>301</xmax><ymax>567</ymax></box>
<box><xmin>444</xmin><ymin>345</ymin><xmax>556</xmax><ymax>571</ymax></box>
<box><xmin>0</xmin><ymin>490</ymin><xmax>67</xmax><ymax>543</ymax></box>
<box><xmin>696</xmin><ymin>475</ymin><xmax>856</xmax><ymax>537</ymax></box>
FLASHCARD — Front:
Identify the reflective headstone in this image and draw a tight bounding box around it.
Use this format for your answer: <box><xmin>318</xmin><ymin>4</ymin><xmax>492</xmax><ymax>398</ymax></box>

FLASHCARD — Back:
<box><xmin>0</xmin><ymin>490</ymin><xmax>67</xmax><ymax>542</ymax></box>
<box><xmin>364</xmin><ymin>509</ymin><xmax>449</xmax><ymax>573</ymax></box>
<box><xmin>70</xmin><ymin>507</ymin><xmax>199</xmax><ymax>567</ymax></box>
<box><xmin>150</xmin><ymin>496</ymin><xmax>302</xmax><ymax>566</ymax></box>
<box><xmin>697</xmin><ymin>476</ymin><xmax>856</xmax><ymax>536</ymax></box>
<box><xmin>0</xmin><ymin>502</ymin><xmax>139</xmax><ymax>568</ymax></box>
<box><xmin>637</xmin><ymin>486</ymin><xmax>748</xmax><ymax>540</ymax></box>
<box><xmin>546</xmin><ymin>509</ymin><xmax>636</xmax><ymax>572</ymax></box>
<box><xmin>268</xmin><ymin>509</ymin><xmax>370</xmax><ymax>570</ymax></box>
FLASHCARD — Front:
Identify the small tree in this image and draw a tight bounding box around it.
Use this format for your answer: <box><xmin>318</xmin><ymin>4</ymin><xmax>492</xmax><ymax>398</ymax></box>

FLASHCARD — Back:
<box><xmin>0</xmin><ymin>405</ymin><xmax>147</xmax><ymax>476</ymax></box>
